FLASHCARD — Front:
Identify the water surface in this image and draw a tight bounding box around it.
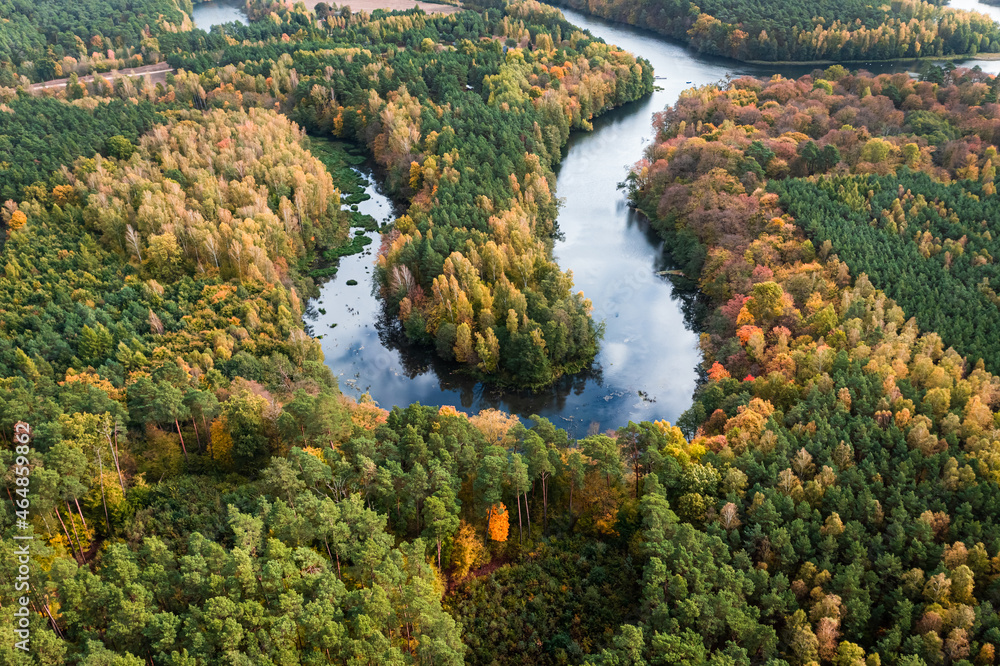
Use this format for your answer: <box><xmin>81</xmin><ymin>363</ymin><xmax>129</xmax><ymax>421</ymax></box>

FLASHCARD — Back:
<box><xmin>191</xmin><ymin>0</ymin><xmax>249</xmax><ymax>28</ymax></box>
<box><xmin>306</xmin><ymin>5</ymin><xmax>1000</xmax><ymax>437</ymax></box>
<box><xmin>950</xmin><ymin>0</ymin><xmax>1000</xmax><ymax>73</ymax></box>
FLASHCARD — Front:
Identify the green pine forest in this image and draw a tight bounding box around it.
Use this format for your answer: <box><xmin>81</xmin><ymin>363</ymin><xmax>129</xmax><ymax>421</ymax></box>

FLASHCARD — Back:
<box><xmin>6</xmin><ymin>0</ymin><xmax>1000</xmax><ymax>665</ymax></box>
<box><xmin>548</xmin><ymin>0</ymin><xmax>1000</xmax><ymax>62</ymax></box>
<box><xmin>0</xmin><ymin>0</ymin><xmax>194</xmax><ymax>84</ymax></box>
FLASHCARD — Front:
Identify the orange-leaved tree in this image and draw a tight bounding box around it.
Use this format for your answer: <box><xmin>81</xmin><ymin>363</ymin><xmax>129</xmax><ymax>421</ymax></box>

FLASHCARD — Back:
<box><xmin>487</xmin><ymin>503</ymin><xmax>509</xmax><ymax>542</ymax></box>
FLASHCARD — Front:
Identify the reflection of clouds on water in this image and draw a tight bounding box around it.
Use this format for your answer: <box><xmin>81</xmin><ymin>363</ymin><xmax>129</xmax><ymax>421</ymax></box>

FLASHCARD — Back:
<box><xmin>600</xmin><ymin>342</ymin><xmax>630</xmax><ymax>369</ymax></box>
<box><xmin>190</xmin><ymin>0</ymin><xmax>249</xmax><ymax>28</ymax></box>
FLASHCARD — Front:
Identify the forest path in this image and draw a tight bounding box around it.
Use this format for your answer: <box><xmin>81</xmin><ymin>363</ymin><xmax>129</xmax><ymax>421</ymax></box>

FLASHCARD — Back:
<box><xmin>29</xmin><ymin>63</ymin><xmax>174</xmax><ymax>92</ymax></box>
<box><xmin>301</xmin><ymin>0</ymin><xmax>461</xmax><ymax>13</ymax></box>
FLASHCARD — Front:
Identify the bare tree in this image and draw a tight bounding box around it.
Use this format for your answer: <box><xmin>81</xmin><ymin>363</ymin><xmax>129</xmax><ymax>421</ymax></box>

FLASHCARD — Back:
<box><xmin>149</xmin><ymin>309</ymin><xmax>164</xmax><ymax>335</ymax></box>
<box><xmin>720</xmin><ymin>502</ymin><xmax>741</xmax><ymax>530</ymax></box>
<box><xmin>205</xmin><ymin>233</ymin><xmax>221</xmax><ymax>269</ymax></box>
<box><xmin>126</xmin><ymin>224</ymin><xmax>143</xmax><ymax>262</ymax></box>
<box><xmin>229</xmin><ymin>240</ymin><xmax>244</xmax><ymax>282</ymax></box>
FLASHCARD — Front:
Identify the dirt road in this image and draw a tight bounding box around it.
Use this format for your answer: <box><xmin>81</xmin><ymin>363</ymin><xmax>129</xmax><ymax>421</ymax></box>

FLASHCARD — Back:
<box><xmin>305</xmin><ymin>0</ymin><xmax>461</xmax><ymax>14</ymax></box>
<box><xmin>28</xmin><ymin>63</ymin><xmax>174</xmax><ymax>93</ymax></box>
<box><xmin>29</xmin><ymin>2</ymin><xmax>460</xmax><ymax>94</ymax></box>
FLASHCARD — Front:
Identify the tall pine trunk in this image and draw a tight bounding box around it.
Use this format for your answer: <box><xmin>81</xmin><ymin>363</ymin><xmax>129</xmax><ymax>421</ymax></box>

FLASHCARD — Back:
<box><xmin>66</xmin><ymin>502</ymin><xmax>86</xmax><ymax>560</ymax></box>
<box><xmin>524</xmin><ymin>492</ymin><xmax>531</xmax><ymax>535</ymax></box>
<box><xmin>54</xmin><ymin>507</ymin><xmax>81</xmax><ymax>563</ymax></box>
<box><xmin>517</xmin><ymin>492</ymin><xmax>523</xmax><ymax>544</ymax></box>
<box><xmin>203</xmin><ymin>414</ymin><xmax>213</xmax><ymax>458</ymax></box>
<box><xmin>97</xmin><ymin>451</ymin><xmax>111</xmax><ymax>534</ymax></box>
<box><xmin>52</xmin><ymin>506</ymin><xmax>83</xmax><ymax>560</ymax></box>
<box><xmin>542</xmin><ymin>476</ymin><xmax>548</xmax><ymax>533</ymax></box>
<box><xmin>109</xmin><ymin>432</ymin><xmax>126</xmax><ymax>494</ymax></box>
<box><xmin>175</xmin><ymin>419</ymin><xmax>189</xmax><ymax>461</ymax></box>
<box><xmin>74</xmin><ymin>497</ymin><xmax>87</xmax><ymax>530</ymax></box>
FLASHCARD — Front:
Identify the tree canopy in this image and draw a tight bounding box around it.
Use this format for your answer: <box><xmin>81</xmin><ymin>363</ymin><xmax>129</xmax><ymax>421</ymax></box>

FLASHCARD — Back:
<box><xmin>7</xmin><ymin>0</ymin><xmax>1000</xmax><ymax>664</ymax></box>
<box><xmin>551</xmin><ymin>0</ymin><xmax>1000</xmax><ymax>61</ymax></box>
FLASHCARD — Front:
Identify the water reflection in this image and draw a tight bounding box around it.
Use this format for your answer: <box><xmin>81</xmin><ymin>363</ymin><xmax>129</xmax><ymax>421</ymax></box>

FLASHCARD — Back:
<box><xmin>190</xmin><ymin>0</ymin><xmax>249</xmax><ymax>29</ymax></box>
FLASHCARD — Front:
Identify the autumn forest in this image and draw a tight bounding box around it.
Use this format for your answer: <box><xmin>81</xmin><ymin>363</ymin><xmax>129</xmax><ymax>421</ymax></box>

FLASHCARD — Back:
<box><xmin>6</xmin><ymin>0</ymin><xmax>1000</xmax><ymax>664</ymax></box>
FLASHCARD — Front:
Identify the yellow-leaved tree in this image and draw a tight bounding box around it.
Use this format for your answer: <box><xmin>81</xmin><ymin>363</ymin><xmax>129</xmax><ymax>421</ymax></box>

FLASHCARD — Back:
<box><xmin>451</xmin><ymin>520</ymin><xmax>488</xmax><ymax>579</ymax></box>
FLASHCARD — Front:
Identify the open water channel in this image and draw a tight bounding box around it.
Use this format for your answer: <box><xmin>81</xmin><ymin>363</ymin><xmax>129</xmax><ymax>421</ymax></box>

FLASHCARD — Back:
<box><xmin>192</xmin><ymin>0</ymin><xmax>1000</xmax><ymax>437</ymax></box>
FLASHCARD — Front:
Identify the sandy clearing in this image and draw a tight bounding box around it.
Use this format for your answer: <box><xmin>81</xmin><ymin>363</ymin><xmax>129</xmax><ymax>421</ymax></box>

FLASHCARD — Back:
<box><xmin>304</xmin><ymin>0</ymin><xmax>462</xmax><ymax>14</ymax></box>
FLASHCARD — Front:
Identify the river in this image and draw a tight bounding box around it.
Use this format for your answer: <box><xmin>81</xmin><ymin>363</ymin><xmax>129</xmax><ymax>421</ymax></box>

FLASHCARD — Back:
<box><xmin>308</xmin><ymin>11</ymin><xmax>807</xmax><ymax>437</ymax></box>
<box><xmin>194</xmin><ymin>0</ymin><xmax>1000</xmax><ymax>437</ymax></box>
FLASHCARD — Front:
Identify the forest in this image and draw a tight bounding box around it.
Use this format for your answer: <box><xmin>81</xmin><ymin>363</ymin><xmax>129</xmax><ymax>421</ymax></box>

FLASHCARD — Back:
<box><xmin>6</xmin><ymin>0</ymin><xmax>1000</xmax><ymax>663</ymax></box>
<box><xmin>9</xmin><ymin>0</ymin><xmax>654</xmax><ymax>389</ymax></box>
<box><xmin>0</xmin><ymin>0</ymin><xmax>194</xmax><ymax>84</ymax></box>
<box><xmin>0</xmin><ymin>96</ymin><xmax>166</xmax><ymax>200</ymax></box>
<box><xmin>627</xmin><ymin>64</ymin><xmax>1000</xmax><ymax>374</ymax></box>
<box><xmin>777</xmin><ymin>170</ymin><xmax>1000</xmax><ymax>376</ymax></box>
<box><xmin>549</xmin><ymin>0</ymin><xmax>1000</xmax><ymax>61</ymax></box>
<box><xmin>0</xmin><ymin>1</ymin><xmax>661</xmax><ymax>663</ymax></box>
<box><xmin>622</xmin><ymin>62</ymin><xmax>1000</xmax><ymax>665</ymax></box>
